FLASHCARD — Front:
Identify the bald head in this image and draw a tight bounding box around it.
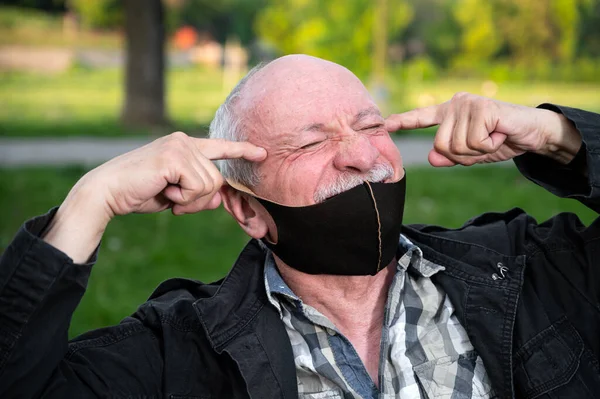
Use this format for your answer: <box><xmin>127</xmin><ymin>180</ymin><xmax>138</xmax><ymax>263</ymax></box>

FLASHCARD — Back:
<box><xmin>210</xmin><ymin>54</ymin><xmax>401</xmax><ymax>205</ymax></box>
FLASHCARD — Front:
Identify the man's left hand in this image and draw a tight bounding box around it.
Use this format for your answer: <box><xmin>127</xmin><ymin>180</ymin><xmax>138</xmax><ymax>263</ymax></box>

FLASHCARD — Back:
<box><xmin>385</xmin><ymin>92</ymin><xmax>582</xmax><ymax>167</ymax></box>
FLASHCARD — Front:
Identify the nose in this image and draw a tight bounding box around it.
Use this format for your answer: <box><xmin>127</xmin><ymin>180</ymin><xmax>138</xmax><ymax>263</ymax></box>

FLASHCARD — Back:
<box><xmin>332</xmin><ymin>133</ymin><xmax>380</xmax><ymax>174</ymax></box>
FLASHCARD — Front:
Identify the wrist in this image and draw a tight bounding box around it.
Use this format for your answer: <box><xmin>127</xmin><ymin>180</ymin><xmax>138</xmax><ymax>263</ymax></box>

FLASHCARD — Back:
<box><xmin>42</xmin><ymin>179</ymin><xmax>113</xmax><ymax>264</ymax></box>
<box><xmin>535</xmin><ymin>109</ymin><xmax>582</xmax><ymax>164</ymax></box>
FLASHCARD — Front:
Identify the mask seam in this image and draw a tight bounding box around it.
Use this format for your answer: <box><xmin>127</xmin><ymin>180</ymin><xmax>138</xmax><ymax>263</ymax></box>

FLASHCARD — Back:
<box><xmin>365</xmin><ymin>181</ymin><xmax>383</xmax><ymax>273</ymax></box>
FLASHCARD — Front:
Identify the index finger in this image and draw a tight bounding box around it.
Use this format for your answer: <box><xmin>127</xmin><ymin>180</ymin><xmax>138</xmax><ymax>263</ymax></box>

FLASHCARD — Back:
<box><xmin>385</xmin><ymin>105</ymin><xmax>441</xmax><ymax>132</ymax></box>
<box><xmin>194</xmin><ymin>138</ymin><xmax>267</xmax><ymax>162</ymax></box>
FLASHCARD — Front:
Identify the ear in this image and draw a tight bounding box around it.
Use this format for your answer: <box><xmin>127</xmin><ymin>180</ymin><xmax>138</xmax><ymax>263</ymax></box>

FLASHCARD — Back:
<box><xmin>221</xmin><ymin>185</ymin><xmax>273</xmax><ymax>240</ymax></box>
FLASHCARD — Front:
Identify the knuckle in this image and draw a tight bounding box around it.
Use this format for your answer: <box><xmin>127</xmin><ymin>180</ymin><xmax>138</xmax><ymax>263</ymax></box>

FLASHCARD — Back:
<box><xmin>467</xmin><ymin>137</ymin><xmax>482</xmax><ymax>151</ymax></box>
<box><xmin>466</xmin><ymin>136</ymin><xmax>479</xmax><ymax>148</ymax></box>
<box><xmin>213</xmin><ymin>173</ymin><xmax>224</xmax><ymax>189</ymax></box>
<box><xmin>467</xmin><ymin>137</ymin><xmax>486</xmax><ymax>151</ymax></box>
<box><xmin>452</xmin><ymin>92</ymin><xmax>479</xmax><ymax>108</ymax></box>
<box><xmin>179</xmin><ymin>194</ymin><xmax>192</xmax><ymax>205</ymax></box>
<box><xmin>452</xmin><ymin>91</ymin><xmax>469</xmax><ymax>102</ymax></box>
<box><xmin>433</xmin><ymin>140</ymin><xmax>449</xmax><ymax>155</ymax></box>
<box><xmin>452</xmin><ymin>142</ymin><xmax>467</xmax><ymax>154</ymax></box>
<box><xmin>169</xmin><ymin>131</ymin><xmax>188</xmax><ymax>141</ymax></box>
<box><xmin>203</xmin><ymin>178</ymin><xmax>215</xmax><ymax>194</ymax></box>
<box><xmin>194</xmin><ymin>179</ymin><xmax>206</xmax><ymax>195</ymax></box>
<box><xmin>480</xmin><ymin>96</ymin><xmax>494</xmax><ymax>106</ymax></box>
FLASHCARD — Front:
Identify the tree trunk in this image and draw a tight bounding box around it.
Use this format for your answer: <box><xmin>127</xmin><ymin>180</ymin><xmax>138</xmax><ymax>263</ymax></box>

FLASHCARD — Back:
<box><xmin>121</xmin><ymin>0</ymin><xmax>167</xmax><ymax>127</ymax></box>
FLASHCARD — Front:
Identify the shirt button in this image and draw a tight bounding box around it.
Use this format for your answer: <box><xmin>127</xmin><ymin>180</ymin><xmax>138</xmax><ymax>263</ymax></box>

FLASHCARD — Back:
<box><xmin>327</xmin><ymin>328</ymin><xmax>336</xmax><ymax>336</ymax></box>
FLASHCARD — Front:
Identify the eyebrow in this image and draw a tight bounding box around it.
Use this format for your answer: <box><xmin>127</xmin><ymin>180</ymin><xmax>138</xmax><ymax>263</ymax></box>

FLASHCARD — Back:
<box><xmin>299</xmin><ymin>107</ymin><xmax>382</xmax><ymax>132</ymax></box>
<box><xmin>354</xmin><ymin>106</ymin><xmax>382</xmax><ymax>124</ymax></box>
<box><xmin>301</xmin><ymin>122</ymin><xmax>325</xmax><ymax>132</ymax></box>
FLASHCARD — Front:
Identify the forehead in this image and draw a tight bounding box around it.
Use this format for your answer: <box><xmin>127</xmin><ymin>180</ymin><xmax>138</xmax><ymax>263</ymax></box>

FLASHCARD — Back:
<box><xmin>238</xmin><ymin>59</ymin><xmax>378</xmax><ymax>141</ymax></box>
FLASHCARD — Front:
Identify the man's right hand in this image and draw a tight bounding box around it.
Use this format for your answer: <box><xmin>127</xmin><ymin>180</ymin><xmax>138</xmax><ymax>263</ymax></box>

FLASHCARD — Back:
<box><xmin>42</xmin><ymin>132</ymin><xmax>267</xmax><ymax>263</ymax></box>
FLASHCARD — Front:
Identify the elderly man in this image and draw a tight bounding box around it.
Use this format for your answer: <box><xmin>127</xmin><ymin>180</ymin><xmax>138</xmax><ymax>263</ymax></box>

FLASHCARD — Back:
<box><xmin>1</xmin><ymin>54</ymin><xmax>599</xmax><ymax>398</ymax></box>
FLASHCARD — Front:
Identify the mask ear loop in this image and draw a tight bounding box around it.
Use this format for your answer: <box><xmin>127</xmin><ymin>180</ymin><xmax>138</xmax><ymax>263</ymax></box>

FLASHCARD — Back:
<box><xmin>225</xmin><ymin>178</ymin><xmax>280</xmax><ymax>244</ymax></box>
<box><xmin>225</xmin><ymin>178</ymin><xmax>258</xmax><ymax>196</ymax></box>
<box><xmin>225</xmin><ymin>178</ymin><xmax>288</xmax><ymax>206</ymax></box>
<box><xmin>364</xmin><ymin>181</ymin><xmax>383</xmax><ymax>273</ymax></box>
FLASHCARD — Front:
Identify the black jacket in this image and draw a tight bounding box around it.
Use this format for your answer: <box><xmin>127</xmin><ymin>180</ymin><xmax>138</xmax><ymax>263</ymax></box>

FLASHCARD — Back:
<box><xmin>1</xmin><ymin>105</ymin><xmax>600</xmax><ymax>399</ymax></box>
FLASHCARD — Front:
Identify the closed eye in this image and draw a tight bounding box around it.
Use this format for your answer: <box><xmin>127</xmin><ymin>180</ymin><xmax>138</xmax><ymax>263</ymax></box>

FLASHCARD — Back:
<box><xmin>361</xmin><ymin>124</ymin><xmax>384</xmax><ymax>131</ymax></box>
<box><xmin>300</xmin><ymin>141</ymin><xmax>323</xmax><ymax>150</ymax></box>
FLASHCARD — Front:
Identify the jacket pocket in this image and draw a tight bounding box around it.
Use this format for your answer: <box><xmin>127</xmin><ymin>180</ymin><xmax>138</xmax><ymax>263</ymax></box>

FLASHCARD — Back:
<box><xmin>413</xmin><ymin>351</ymin><xmax>493</xmax><ymax>398</ymax></box>
<box><xmin>512</xmin><ymin>317</ymin><xmax>590</xmax><ymax>399</ymax></box>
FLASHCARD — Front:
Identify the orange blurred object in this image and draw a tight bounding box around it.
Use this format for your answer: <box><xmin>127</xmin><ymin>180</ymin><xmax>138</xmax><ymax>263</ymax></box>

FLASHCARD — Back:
<box><xmin>173</xmin><ymin>26</ymin><xmax>198</xmax><ymax>50</ymax></box>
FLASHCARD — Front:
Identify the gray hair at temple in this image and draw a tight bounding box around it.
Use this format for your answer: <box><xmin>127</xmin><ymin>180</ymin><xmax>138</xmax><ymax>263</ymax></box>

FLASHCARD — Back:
<box><xmin>209</xmin><ymin>62</ymin><xmax>270</xmax><ymax>188</ymax></box>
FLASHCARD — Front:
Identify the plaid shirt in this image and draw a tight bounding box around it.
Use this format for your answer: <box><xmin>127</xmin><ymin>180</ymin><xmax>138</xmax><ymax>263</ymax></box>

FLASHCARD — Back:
<box><xmin>264</xmin><ymin>235</ymin><xmax>495</xmax><ymax>398</ymax></box>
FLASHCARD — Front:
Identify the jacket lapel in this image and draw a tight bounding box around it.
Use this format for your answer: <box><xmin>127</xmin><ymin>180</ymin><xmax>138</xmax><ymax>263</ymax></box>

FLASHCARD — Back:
<box><xmin>406</xmin><ymin>226</ymin><xmax>526</xmax><ymax>399</ymax></box>
<box><xmin>194</xmin><ymin>239</ymin><xmax>297</xmax><ymax>398</ymax></box>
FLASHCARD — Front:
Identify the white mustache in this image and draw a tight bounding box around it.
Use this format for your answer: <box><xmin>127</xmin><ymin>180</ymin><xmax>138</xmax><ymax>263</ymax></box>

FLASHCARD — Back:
<box><xmin>313</xmin><ymin>163</ymin><xmax>395</xmax><ymax>203</ymax></box>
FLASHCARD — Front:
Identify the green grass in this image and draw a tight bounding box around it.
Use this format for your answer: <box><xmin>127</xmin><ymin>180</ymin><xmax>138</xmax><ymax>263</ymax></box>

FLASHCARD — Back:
<box><xmin>397</xmin><ymin>80</ymin><xmax>600</xmax><ymax>112</ymax></box>
<box><xmin>0</xmin><ymin>165</ymin><xmax>596</xmax><ymax>337</ymax></box>
<box><xmin>387</xmin><ymin>79</ymin><xmax>600</xmax><ymax>137</ymax></box>
<box><xmin>0</xmin><ymin>67</ymin><xmax>230</xmax><ymax>137</ymax></box>
<box><xmin>2</xmin><ymin>67</ymin><xmax>600</xmax><ymax>138</ymax></box>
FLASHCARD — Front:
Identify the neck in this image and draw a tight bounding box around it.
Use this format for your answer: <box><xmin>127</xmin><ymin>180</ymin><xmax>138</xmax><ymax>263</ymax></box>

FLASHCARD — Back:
<box><xmin>274</xmin><ymin>256</ymin><xmax>396</xmax><ymax>337</ymax></box>
<box><xmin>275</xmin><ymin>256</ymin><xmax>396</xmax><ymax>386</ymax></box>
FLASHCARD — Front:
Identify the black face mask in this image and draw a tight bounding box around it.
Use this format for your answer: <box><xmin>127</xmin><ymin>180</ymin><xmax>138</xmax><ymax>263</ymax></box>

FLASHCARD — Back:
<box><xmin>228</xmin><ymin>175</ymin><xmax>407</xmax><ymax>276</ymax></box>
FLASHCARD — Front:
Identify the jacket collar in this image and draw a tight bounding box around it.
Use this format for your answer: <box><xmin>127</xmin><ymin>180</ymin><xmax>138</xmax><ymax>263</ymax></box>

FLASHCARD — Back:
<box><xmin>194</xmin><ymin>239</ymin><xmax>267</xmax><ymax>350</ymax></box>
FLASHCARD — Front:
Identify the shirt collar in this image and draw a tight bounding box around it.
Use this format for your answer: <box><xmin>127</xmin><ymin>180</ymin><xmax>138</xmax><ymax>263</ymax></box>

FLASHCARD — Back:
<box><xmin>397</xmin><ymin>234</ymin><xmax>445</xmax><ymax>277</ymax></box>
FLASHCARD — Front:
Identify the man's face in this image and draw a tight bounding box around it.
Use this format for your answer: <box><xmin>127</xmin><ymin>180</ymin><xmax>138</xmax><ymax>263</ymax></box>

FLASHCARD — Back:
<box><xmin>239</xmin><ymin>55</ymin><xmax>404</xmax><ymax>206</ymax></box>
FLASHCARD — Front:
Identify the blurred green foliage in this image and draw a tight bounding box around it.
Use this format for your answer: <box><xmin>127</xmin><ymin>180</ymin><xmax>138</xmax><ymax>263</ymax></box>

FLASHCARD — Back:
<box><xmin>2</xmin><ymin>0</ymin><xmax>599</xmax><ymax>81</ymax></box>
<box><xmin>255</xmin><ymin>0</ymin><xmax>413</xmax><ymax>78</ymax></box>
<box><xmin>68</xmin><ymin>0</ymin><xmax>122</xmax><ymax>30</ymax></box>
<box><xmin>255</xmin><ymin>0</ymin><xmax>600</xmax><ymax>81</ymax></box>
<box><xmin>0</xmin><ymin>165</ymin><xmax>596</xmax><ymax>336</ymax></box>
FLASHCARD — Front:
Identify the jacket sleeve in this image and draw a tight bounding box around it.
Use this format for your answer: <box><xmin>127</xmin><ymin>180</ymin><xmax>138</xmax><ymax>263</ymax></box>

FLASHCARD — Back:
<box><xmin>0</xmin><ymin>209</ymin><xmax>163</xmax><ymax>398</ymax></box>
<box><xmin>514</xmin><ymin>104</ymin><xmax>600</xmax><ymax>213</ymax></box>
<box><xmin>513</xmin><ymin>106</ymin><xmax>600</xmax><ymax>308</ymax></box>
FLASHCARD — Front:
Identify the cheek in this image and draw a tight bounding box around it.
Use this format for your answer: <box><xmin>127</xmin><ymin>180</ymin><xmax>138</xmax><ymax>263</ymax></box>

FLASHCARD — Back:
<box><xmin>284</xmin><ymin>161</ymin><xmax>324</xmax><ymax>199</ymax></box>
<box><xmin>261</xmin><ymin>156</ymin><xmax>329</xmax><ymax>205</ymax></box>
<box><xmin>373</xmin><ymin>134</ymin><xmax>402</xmax><ymax>164</ymax></box>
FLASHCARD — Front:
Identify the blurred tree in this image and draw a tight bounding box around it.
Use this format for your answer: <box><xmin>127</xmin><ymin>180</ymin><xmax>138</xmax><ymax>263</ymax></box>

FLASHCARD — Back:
<box><xmin>121</xmin><ymin>0</ymin><xmax>167</xmax><ymax>126</ymax></box>
<box><xmin>255</xmin><ymin>0</ymin><xmax>413</xmax><ymax>78</ymax></box>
